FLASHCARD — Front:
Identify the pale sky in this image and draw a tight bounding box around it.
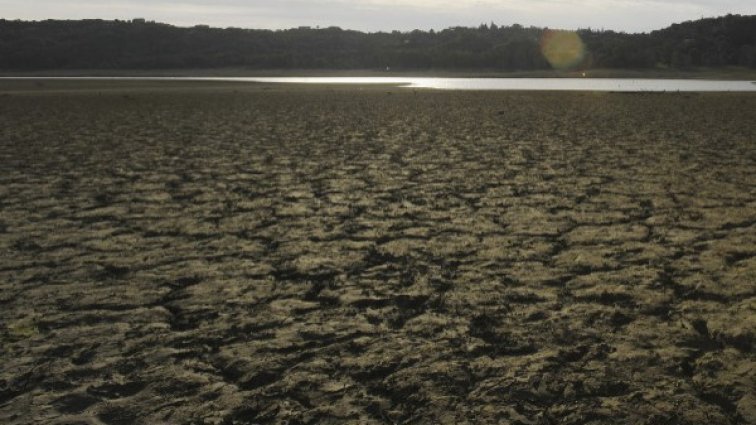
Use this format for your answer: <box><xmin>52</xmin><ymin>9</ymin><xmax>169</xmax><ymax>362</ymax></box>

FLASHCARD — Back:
<box><xmin>1</xmin><ymin>0</ymin><xmax>753</xmax><ymax>33</ymax></box>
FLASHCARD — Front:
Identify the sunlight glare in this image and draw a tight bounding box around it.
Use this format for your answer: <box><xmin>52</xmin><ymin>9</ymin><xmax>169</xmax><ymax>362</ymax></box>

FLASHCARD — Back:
<box><xmin>540</xmin><ymin>30</ymin><xmax>587</xmax><ymax>70</ymax></box>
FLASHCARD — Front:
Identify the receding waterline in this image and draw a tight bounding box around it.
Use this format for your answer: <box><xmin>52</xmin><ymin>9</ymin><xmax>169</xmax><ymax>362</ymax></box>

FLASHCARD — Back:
<box><xmin>4</xmin><ymin>76</ymin><xmax>756</xmax><ymax>92</ymax></box>
<box><xmin>238</xmin><ymin>77</ymin><xmax>756</xmax><ymax>92</ymax></box>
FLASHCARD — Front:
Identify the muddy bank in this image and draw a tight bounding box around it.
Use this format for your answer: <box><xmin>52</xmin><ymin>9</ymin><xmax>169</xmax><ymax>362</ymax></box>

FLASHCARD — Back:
<box><xmin>0</xmin><ymin>82</ymin><xmax>754</xmax><ymax>424</ymax></box>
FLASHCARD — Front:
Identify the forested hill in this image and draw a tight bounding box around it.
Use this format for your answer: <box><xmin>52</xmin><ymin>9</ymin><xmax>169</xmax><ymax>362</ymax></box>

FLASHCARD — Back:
<box><xmin>0</xmin><ymin>14</ymin><xmax>754</xmax><ymax>71</ymax></box>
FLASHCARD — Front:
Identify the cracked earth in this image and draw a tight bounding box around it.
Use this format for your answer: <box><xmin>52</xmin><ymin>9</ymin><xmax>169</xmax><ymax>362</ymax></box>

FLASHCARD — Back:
<box><xmin>0</xmin><ymin>81</ymin><xmax>754</xmax><ymax>424</ymax></box>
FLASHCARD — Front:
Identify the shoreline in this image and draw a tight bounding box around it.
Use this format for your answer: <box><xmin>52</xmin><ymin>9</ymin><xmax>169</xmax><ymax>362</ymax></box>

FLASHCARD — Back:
<box><xmin>1</xmin><ymin>67</ymin><xmax>755</xmax><ymax>80</ymax></box>
<box><xmin>1</xmin><ymin>76</ymin><xmax>754</xmax><ymax>94</ymax></box>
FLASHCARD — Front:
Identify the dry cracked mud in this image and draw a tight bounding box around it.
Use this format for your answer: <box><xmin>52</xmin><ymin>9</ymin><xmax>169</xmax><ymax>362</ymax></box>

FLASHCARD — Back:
<box><xmin>0</xmin><ymin>80</ymin><xmax>754</xmax><ymax>424</ymax></box>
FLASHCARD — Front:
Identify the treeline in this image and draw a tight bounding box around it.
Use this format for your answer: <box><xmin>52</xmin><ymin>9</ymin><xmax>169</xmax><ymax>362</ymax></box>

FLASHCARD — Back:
<box><xmin>0</xmin><ymin>15</ymin><xmax>754</xmax><ymax>71</ymax></box>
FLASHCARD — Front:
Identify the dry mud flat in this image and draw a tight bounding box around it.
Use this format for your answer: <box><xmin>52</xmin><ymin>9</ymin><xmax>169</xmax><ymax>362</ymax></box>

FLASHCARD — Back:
<box><xmin>0</xmin><ymin>81</ymin><xmax>754</xmax><ymax>424</ymax></box>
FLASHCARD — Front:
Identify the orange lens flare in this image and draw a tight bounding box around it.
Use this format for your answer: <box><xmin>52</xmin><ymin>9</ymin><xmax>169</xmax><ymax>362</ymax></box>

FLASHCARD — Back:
<box><xmin>540</xmin><ymin>30</ymin><xmax>587</xmax><ymax>70</ymax></box>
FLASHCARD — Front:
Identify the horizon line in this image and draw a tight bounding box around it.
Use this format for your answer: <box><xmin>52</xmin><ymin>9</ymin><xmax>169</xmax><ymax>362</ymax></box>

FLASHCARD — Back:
<box><xmin>1</xmin><ymin>13</ymin><xmax>752</xmax><ymax>36</ymax></box>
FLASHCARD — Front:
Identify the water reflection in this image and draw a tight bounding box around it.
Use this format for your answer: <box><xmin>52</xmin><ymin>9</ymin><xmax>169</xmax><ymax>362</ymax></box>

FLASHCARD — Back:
<box><xmin>4</xmin><ymin>76</ymin><xmax>756</xmax><ymax>92</ymax></box>
<box><xmin>230</xmin><ymin>77</ymin><xmax>756</xmax><ymax>92</ymax></box>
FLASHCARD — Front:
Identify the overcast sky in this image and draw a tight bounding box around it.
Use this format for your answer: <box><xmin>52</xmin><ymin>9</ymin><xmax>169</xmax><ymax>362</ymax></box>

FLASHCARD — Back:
<box><xmin>1</xmin><ymin>0</ymin><xmax>753</xmax><ymax>33</ymax></box>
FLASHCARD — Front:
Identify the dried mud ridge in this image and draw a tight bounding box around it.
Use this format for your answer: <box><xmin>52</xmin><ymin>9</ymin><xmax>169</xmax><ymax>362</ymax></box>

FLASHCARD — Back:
<box><xmin>0</xmin><ymin>84</ymin><xmax>755</xmax><ymax>424</ymax></box>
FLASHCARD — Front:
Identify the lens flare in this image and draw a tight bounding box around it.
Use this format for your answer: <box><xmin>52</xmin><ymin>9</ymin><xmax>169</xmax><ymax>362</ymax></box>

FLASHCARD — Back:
<box><xmin>540</xmin><ymin>30</ymin><xmax>587</xmax><ymax>70</ymax></box>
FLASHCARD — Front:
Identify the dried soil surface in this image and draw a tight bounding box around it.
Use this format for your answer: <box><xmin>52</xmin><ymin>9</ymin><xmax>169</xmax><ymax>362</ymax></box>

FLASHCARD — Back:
<box><xmin>0</xmin><ymin>81</ymin><xmax>755</xmax><ymax>424</ymax></box>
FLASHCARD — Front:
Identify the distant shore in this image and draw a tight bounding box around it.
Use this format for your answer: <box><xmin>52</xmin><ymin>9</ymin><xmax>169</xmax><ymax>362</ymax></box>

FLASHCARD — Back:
<box><xmin>1</xmin><ymin>67</ymin><xmax>755</xmax><ymax>80</ymax></box>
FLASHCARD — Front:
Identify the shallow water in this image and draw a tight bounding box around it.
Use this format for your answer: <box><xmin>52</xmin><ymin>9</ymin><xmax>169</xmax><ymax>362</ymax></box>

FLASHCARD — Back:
<box><xmin>4</xmin><ymin>76</ymin><xmax>756</xmax><ymax>92</ymax></box>
<box><xmin>229</xmin><ymin>77</ymin><xmax>756</xmax><ymax>92</ymax></box>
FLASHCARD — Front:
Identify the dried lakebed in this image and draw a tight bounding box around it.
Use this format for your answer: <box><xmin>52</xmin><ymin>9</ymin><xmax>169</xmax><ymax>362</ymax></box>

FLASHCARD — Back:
<box><xmin>0</xmin><ymin>81</ymin><xmax>755</xmax><ymax>424</ymax></box>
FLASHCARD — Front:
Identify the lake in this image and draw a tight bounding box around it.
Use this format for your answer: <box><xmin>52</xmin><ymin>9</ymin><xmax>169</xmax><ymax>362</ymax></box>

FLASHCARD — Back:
<box><xmin>4</xmin><ymin>76</ymin><xmax>756</xmax><ymax>92</ymax></box>
<box><xmin>226</xmin><ymin>77</ymin><xmax>756</xmax><ymax>92</ymax></box>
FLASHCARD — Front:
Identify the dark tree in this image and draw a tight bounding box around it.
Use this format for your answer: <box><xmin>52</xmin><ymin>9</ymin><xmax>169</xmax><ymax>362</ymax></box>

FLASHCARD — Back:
<box><xmin>0</xmin><ymin>15</ymin><xmax>753</xmax><ymax>71</ymax></box>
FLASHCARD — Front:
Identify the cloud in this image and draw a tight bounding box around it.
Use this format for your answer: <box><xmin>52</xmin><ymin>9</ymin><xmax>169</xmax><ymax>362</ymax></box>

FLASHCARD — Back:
<box><xmin>0</xmin><ymin>0</ymin><xmax>752</xmax><ymax>32</ymax></box>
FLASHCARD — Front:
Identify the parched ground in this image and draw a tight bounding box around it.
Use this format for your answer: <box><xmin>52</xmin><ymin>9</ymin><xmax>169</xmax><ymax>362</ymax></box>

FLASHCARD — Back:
<box><xmin>0</xmin><ymin>80</ymin><xmax>754</xmax><ymax>425</ymax></box>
